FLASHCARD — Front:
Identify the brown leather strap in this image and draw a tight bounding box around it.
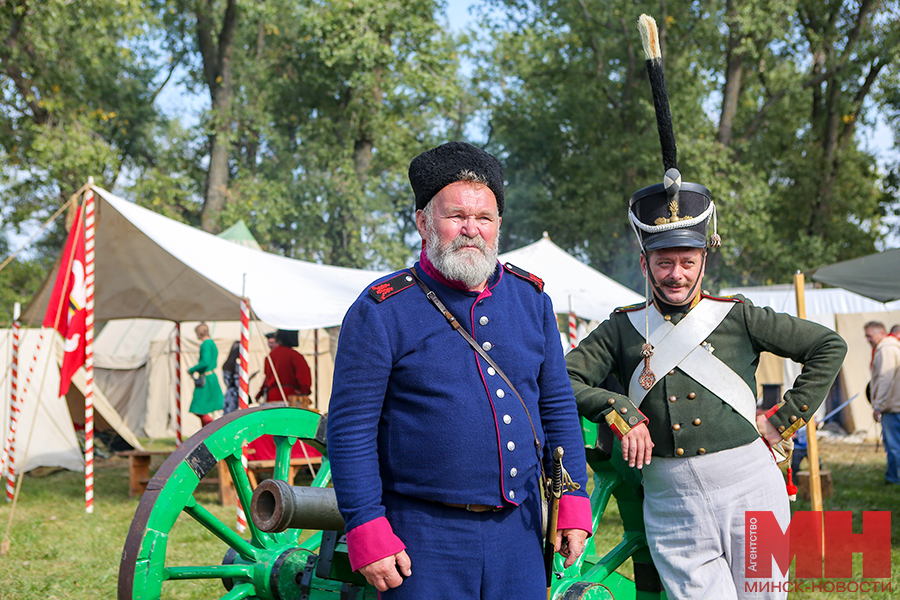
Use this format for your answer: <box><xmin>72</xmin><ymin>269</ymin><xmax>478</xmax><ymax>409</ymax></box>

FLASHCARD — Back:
<box><xmin>408</xmin><ymin>267</ymin><xmax>548</xmax><ymax>490</ymax></box>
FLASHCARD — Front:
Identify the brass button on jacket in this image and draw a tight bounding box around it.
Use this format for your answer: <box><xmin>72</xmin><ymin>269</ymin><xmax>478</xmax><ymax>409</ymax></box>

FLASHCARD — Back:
<box><xmin>672</xmin><ymin>423</ymin><xmax>681</xmax><ymax>431</ymax></box>
<box><xmin>801</xmin><ymin>404</ymin><xmax>809</xmax><ymax>411</ymax></box>
<box><xmin>687</xmin><ymin>392</ymin><xmax>696</xmax><ymax>399</ymax></box>
<box><xmin>619</xmin><ymin>407</ymin><xmax>628</xmax><ymax>414</ymax></box>
<box><xmin>693</xmin><ymin>418</ymin><xmax>701</xmax><ymax>426</ymax></box>
<box><xmin>698</xmin><ymin>448</ymin><xmax>706</xmax><ymax>455</ymax></box>
<box><xmin>608</xmin><ymin>398</ymin><xmax>615</xmax><ymax>405</ymax></box>
<box><xmin>789</xmin><ymin>415</ymin><xmax>798</xmax><ymax>423</ymax></box>
<box><xmin>668</xmin><ymin>395</ymin><xmax>677</xmax><ymax>402</ymax></box>
<box><xmin>676</xmin><ymin>448</ymin><xmax>685</xmax><ymax>456</ymax></box>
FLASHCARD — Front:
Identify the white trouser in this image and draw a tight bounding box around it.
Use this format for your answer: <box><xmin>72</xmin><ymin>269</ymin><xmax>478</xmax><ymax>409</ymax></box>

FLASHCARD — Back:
<box><xmin>642</xmin><ymin>438</ymin><xmax>790</xmax><ymax>600</ymax></box>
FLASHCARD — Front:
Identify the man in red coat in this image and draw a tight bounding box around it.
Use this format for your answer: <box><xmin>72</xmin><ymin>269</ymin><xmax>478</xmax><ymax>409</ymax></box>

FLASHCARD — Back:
<box><xmin>257</xmin><ymin>330</ymin><xmax>312</xmax><ymax>406</ymax></box>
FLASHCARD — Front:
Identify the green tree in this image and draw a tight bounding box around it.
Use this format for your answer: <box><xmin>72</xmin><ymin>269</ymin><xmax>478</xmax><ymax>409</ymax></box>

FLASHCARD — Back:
<box><xmin>0</xmin><ymin>0</ymin><xmax>167</xmax><ymax>305</ymax></box>
<box><xmin>474</xmin><ymin>0</ymin><xmax>900</xmax><ymax>290</ymax></box>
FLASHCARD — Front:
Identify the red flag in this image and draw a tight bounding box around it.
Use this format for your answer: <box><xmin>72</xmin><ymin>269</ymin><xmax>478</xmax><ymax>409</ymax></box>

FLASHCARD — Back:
<box><xmin>43</xmin><ymin>205</ymin><xmax>86</xmax><ymax>396</ymax></box>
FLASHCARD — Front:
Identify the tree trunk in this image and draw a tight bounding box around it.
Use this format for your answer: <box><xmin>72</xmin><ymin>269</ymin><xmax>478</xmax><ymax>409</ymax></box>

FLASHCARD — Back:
<box><xmin>717</xmin><ymin>0</ymin><xmax>744</xmax><ymax>147</ymax></box>
<box><xmin>196</xmin><ymin>0</ymin><xmax>239</xmax><ymax>233</ymax></box>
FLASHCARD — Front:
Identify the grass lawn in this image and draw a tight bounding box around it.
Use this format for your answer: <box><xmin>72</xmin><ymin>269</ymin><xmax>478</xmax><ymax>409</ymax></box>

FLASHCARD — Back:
<box><xmin>0</xmin><ymin>438</ymin><xmax>896</xmax><ymax>599</ymax></box>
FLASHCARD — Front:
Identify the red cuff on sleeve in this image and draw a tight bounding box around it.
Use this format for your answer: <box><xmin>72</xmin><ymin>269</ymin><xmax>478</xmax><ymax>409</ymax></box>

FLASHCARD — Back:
<box><xmin>345</xmin><ymin>516</ymin><xmax>406</xmax><ymax>572</ymax></box>
<box><xmin>764</xmin><ymin>404</ymin><xmax>779</xmax><ymax>419</ymax></box>
<box><xmin>556</xmin><ymin>494</ymin><xmax>593</xmax><ymax>537</ymax></box>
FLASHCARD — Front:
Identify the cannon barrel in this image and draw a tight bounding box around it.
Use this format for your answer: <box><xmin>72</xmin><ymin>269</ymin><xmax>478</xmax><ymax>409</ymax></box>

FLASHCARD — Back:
<box><xmin>250</xmin><ymin>479</ymin><xmax>345</xmax><ymax>533</ymax></box>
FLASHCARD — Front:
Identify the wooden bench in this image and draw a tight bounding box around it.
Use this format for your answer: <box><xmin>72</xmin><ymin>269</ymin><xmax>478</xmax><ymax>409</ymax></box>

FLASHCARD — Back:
<box><xmin>118</xmin><ymin>449</ymin><xmax>322</xmax><ymax>505</ymax></box>
<box><xmin>117</xmin><ymin>450</ymin><xmax>172</xmax><ymax>498</ymax></box>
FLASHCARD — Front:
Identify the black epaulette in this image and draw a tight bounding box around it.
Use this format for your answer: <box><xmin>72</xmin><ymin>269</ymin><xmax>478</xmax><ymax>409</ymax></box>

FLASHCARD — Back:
<box><xmin>702</xmin><ymin>293</ymin><xmax>743</xmax><ymax>304</ymax></box>
<box><xmin>503</xmin><ymin>262</ymin><xmax>544</xmax><ymax>292</ymax></box>
<box><xmin>369</xmin><ymin>271</ymin><xmax>415</xmax><ymax>302</ymax></box>
<box><xmin>615</xmin><ymin>301</ymin><xmax>651</xmax><ymax>313</ymax></box>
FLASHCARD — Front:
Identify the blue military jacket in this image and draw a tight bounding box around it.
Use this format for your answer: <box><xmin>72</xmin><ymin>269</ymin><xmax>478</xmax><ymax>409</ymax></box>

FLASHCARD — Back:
<box><xmin>327</xmin><ymin>260</ymin><xmax>589</xmax><ymax>535</ymax></box>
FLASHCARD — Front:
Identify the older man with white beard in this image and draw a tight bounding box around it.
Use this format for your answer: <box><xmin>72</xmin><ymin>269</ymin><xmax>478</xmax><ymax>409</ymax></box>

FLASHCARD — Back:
<box><xmin>327</xmin><ymin>142</ymin><xmax>592</xmax><ymax>600</ymax></box>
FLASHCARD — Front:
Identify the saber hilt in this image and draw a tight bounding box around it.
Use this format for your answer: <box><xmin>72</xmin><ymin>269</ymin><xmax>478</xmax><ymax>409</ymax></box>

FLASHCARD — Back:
<box><xmin>544</xmin><ymin>447</ymin><xmax>581</xmax><ymax>590</ymax></box>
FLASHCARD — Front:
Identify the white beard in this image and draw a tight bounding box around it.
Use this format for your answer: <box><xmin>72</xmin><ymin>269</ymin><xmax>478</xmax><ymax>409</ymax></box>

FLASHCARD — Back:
<box><xmin>425</xmin><ymin>219</ymin><xmax>499</xmax><ymax>289</ymax></box>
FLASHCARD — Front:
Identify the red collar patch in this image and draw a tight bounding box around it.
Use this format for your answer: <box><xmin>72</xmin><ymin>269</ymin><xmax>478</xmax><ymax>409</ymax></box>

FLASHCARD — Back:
<box><xmin>369</xmin><ymin>271</ymin><xmax>415</xmax><ymax>302</ymax></box>
<box><xmin>503</xmin><ymin>262</ymin><xmax>544</xmax><ymax>292</ymax></box>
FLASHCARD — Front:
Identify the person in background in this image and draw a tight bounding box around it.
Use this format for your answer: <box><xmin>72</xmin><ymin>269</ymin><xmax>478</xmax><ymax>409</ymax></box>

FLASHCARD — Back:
<box><xmin>221</xmin><ymin>341</ymin><xmax>241</xmax><ymax>414</ymax></box>
<box><xmin>188</xmin><ymin>322</ymin><xmax>224</xmax><ymax>426</ymax></box>
<box><xmin>864</xmin><ymin>321</ymin><xmax>900</xmax><ymax>485</ymax></box>
<box><xmin>257</xmin><ymin>330</ymin><xmax>312</xmax><ymax>407</ymax></box>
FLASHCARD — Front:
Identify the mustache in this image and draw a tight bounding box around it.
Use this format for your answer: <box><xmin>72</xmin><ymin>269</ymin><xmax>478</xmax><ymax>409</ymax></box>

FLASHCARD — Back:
<box><xmin>660</xmin><ymin>278</ymin><xmax>687</xmax><ymax>287</ymax></box>
<box><xmin>447</xmin><ymin>234</ymin><xmax>488</xmax><ymax>253</ymax></box>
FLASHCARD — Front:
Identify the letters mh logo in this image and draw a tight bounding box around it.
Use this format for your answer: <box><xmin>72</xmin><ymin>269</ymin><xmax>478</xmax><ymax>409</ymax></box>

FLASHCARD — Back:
<box><xmin>746</xmin><ymin>511</ymin><xmax>891</xmax><ymax>579</ymax></box>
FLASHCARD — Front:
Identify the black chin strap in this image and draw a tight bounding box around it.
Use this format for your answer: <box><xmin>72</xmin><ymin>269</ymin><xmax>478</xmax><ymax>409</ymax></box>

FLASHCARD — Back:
<box><xmin>643</xmin><ymin>250</ymin><xmax>706</xmax><ymax>307</ymax></box>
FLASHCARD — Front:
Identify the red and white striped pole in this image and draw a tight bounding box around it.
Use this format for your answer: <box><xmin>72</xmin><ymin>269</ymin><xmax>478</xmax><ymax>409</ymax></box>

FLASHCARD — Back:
<box><xmin>236</xmin><ymin>296</ymin><xmax>251</xmax><ymax>533</ymax></box>
<box><xmin>174</xmin><ymin>323</ymin><xmax>182</xmax><ymax>445</ymax></box>
<box><xmin>568</xmin><ymin>312</ymin><xmax>577</xmax><ymax>350</ymax></box>
<box><xmin>7</xmin><ymin>329</ymin><xmax>45</xmax><ymax>502</ymax></box>
<box><xmin>239</xmin><ymin>298</ymin><xmax>250</xmax><ymax>411</ymax></box>
<box><xmin>568</xmin><ymin>297</ymin><xmax>577</xmax><ymax>351</ymax></box>
<box><xmin>2</xmin><ymin>309</ymin><xmax>20</xmax><ymax>498</ymax></box>
<box><xmin>84</xmin><ymin>182</ymin><xmax>96</xmax><ymax>513</ymax></box>
<box><xmin>313</xmin><ymin>329</ymin><xmax>319</xmax><ymax>410</ymax></box>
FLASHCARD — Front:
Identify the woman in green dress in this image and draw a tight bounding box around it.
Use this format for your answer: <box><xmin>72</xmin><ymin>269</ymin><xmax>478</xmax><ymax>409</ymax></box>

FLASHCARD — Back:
<box><xmin>188</xmin><ymin>323</ymin><xmax>224</xmax><ymax>426</ymax></box>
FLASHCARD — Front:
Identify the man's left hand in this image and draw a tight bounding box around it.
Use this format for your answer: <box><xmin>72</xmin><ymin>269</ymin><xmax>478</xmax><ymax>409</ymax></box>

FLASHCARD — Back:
<box><xmin>555</xmin><ymin>528</ymin><xmax>589</xmax><ymax>569</ymax></box>
<box><xmin>756</xmin><ymin>413</ymin><xmax>783</xmax><ymax>444</ymax></box>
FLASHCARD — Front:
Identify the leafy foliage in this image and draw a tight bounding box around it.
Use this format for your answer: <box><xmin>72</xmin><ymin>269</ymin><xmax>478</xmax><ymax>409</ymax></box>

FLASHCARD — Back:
<box><xmin>473</xmin><ymin>0</ymin><xmax>900</xmax><ymax>290</ymax></box>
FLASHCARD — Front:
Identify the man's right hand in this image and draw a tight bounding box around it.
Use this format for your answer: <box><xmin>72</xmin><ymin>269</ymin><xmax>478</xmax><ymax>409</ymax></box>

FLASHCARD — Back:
<box><xmin>621</xmin><ymin>422</ymin><xmax>654</xmax><ymax>468</ymax></box>
<box><xmin>358</xmin><ymin>550</ymin><xmax>412</xmax><ymax>592</ymax></box>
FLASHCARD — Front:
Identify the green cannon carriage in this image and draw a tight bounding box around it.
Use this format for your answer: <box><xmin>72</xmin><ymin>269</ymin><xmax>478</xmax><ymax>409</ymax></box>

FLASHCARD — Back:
<box><xmin>118</xmin><ymin>405</ymin><xmax>666</xmax><ymax>599</ymax></box>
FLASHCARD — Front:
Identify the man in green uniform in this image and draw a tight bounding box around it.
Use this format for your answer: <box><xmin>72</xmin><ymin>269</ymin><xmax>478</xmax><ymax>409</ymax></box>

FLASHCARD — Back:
<box><xmin>566</xmin><ymin>14</ymin><xmax>847</xmax><ymax>600</ymax></box>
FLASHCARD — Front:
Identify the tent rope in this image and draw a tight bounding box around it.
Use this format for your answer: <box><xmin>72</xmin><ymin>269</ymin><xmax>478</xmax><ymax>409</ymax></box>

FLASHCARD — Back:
<box><xmin>0</xmin><ymin>189</ymin><xmax>83</xmax><ymax>276</ymax></box>
<box><xmin>1</xmin><ymin>195</ymin><xmax>83</xmax><ymax>556</ymax></box>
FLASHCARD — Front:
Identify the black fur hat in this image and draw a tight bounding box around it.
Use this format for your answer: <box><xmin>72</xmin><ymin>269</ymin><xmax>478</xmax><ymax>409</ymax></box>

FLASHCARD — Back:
<box><xmin>408</xmin><ymin>142</ymin><xmax>505</xmax><ymax>215</ymax></box>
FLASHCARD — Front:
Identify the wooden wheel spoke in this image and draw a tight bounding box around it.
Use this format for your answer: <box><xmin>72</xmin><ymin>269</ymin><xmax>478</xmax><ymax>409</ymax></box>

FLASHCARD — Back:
<box><xmin>165</xmin><ymin>564</ymin><xmax>253</xmax><ymax>581</ymax></box>
<box><xmin>224</xmin><ymin>452</ymin><xmax>268</xmax><ymax>548</ymax></box>
<box><xmin>184</xmin><ymin>496</ymin><xmax>260</xmax><ymax>561</ymax></box>
<box><xmin>272</xmin><ymin>435</ymin><xmax>297</xmax><ymax>481</ymax></box>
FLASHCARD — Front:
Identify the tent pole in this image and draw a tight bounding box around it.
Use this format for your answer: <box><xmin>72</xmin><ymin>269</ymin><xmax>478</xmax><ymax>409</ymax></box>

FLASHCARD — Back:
<box><xmin>174</xmin><ymin>323</ymin><xmax>182</xmax><ymax>445</ymax></box>
<box><xmin>84</xmin><ymin>179</ymin><xmax>96</xmax><ymax>514</ymax></box>
<box><xmin>313</xmin><ymin>329</ymin><xmax>319</xmax><ymax>409</ymax></box>
<box><xmin>568</xmin><ymin>296</ymin><xmax>576</xmax><ymax>351</ymax></box>
<box><xmin>236</xmin><ymin>294</ymin><xmax>251</xmax><ymax>533</ymax></box>
<box><xmin>239</xmin><ymin>297</ymin><xmax>250</xmax><ymax>411</ymax></box>
<box><xmin>2</xmin><ymin>306</ymin><xmax>20</xmax><ymax>499</ymax></box>
<box><xmin>794</xmin><ymin>272</ymin><xmax>823</xmax><ymax>513</ymax></box>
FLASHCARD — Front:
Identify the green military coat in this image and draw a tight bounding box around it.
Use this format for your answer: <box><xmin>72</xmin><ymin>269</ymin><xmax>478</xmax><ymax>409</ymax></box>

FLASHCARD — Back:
<box><xmin>566</xmin><ymin>294</ymin><xmax>847</xmax><ymax>458</ymax></box>
<box><xmin>188</xmin><ymin>339</ymin><xmax>224</xmax><ymax>415</ymax></box>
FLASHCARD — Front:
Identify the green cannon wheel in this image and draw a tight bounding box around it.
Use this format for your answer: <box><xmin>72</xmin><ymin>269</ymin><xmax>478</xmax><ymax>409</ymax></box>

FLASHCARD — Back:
<box><xmin>118</xmin><ymin>404</ymin><xmax>339</xmax><ymax>600</ymax></box>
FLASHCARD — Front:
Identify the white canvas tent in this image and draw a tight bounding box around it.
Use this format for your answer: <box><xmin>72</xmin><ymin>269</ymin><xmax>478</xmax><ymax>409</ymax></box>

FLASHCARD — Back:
<box><xmin>92</xmin><ymin>318</ymin><xmax>336</xmax><ymax>440</ymax></box>
<box><xmin>0</xmin><ymin>327</ymin><xmax>144</xmax><ymax>473</ymax></box>
<box><xmin>719</xmin><ymin>284</ymin><xmax>900</xmax><ymax>439</ymax></box>
<box><xmin>498</xmin><ymin>235</ymin><xmax>642</xmax><ymax>349</ymax></box>
<box><xmin>8</xmin><ymin>185</ymin><xmax>389</xmax><ymax>476</ymax></box>
<box><xmin>21</xmin><ymin>186</ymin><xmax>390</xmax><ymax>328</ymax></box>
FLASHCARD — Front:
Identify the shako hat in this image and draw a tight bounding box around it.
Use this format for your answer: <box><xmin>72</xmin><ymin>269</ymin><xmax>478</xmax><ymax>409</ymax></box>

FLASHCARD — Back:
<box><xmin>408</xmin><ymin>141</ymin><xmax>505</xmax><ymax>215</ymax></box>
<box><xmin>628</xmin><ymin>15</ymin><xmax>719</xmax><ymax>253</ymax></box>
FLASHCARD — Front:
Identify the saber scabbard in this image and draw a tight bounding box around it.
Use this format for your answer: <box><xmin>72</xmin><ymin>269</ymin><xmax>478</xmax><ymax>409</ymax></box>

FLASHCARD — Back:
<box><xmin>544</xmin><ymin>446</ymin><xmax>564</xmax><ymax>592</ymax></box>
